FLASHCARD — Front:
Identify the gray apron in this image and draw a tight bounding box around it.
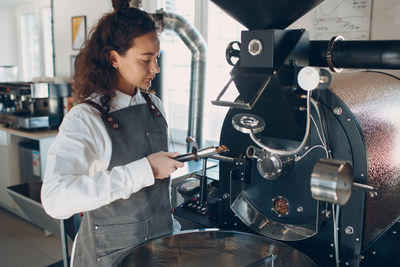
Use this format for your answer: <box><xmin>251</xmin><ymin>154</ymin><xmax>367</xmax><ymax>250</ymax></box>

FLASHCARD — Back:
<box><xmin>73</xmin><ymin>93</ymin><xmax>172</xmax><ymax>267</ymax></box>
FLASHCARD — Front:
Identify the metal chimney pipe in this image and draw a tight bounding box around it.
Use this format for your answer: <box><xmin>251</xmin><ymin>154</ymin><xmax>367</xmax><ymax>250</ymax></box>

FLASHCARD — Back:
<box><xmin>309</xmin><ymin>40</ymin><xmax>400</xmax><ymax>70</ymax></box>
<box><xmin>153</xmin><ymin>10</ymin><xmax>207</xmax><ymax>148</ymax></box>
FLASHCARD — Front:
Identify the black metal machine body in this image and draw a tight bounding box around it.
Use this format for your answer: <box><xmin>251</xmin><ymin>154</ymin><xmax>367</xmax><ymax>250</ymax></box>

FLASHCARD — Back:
<box><xmin>172</xmin><ymin>0</ymin><xmax>400</xmax><ymax>266</ymax></box>
<box><xmin>215</xmin><ymin>71</ymin><xmax>400</xmax><ymax>267</ymax></box>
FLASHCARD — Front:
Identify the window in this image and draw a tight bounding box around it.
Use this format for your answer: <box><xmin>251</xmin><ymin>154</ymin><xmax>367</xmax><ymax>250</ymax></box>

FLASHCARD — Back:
<box><xmin>204</xmin><ymin>2</ymin><xmax>244</xmax><ymax>145</ymax></box>
<box><xmin>158</xmin><ymin>0</ymin><xmax>195</xmax><ymax>152</ymax></box>
<box><xmin>16</xmin><ymin>1</ymin><xmax>53</xmax><ymax>81</ymax></box>
<box><xmin>19</xmin><ymin>12</ymin><xmax>41</xmax><ymax>80</ymax></box>
<box><xmin>41</xmin><ymin>6</ymin><xmax>54</xmax><ymax>77</ymax></box>
<box><xmin>157</xmin><ymin>0</ymin><xmax>244</xmax><ymax>151</ymax></box>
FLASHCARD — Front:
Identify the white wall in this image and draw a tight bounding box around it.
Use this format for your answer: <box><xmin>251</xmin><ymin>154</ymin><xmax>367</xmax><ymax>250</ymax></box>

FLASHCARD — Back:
<box><xmin>52</xmin><ymin>0</ymin><xmax>158</xmax><ymax>77</ymax></box>
<box><xmin>52</xmin><ymin>0</ymin><xmax>112</xmax><ymax>77</ymax></box>
<box><xmin>287</xmin><ymin>0</ymin><xmax>400</xmax><ymax>77</ymax></box>
<box><xmin>0</xmin><ymin>6</ymin><xmax>18</xmax><ymax>66</ymax></box>
<box><xmin>290</xmin><ymin>0</ymin><xmax>400</xmax><ymax>39</ymax></box>
<box><xmin>371</xmin><ymin>0</ymin><xmax>400</xmax><ymax>40</ymax></box>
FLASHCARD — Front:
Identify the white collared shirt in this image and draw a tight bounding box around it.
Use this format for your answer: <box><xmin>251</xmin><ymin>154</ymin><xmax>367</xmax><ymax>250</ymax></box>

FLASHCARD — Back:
<box><xmin>41</xmin><ymin>90</ymin><xmax>166</xmax><ymax>220</ymax></box>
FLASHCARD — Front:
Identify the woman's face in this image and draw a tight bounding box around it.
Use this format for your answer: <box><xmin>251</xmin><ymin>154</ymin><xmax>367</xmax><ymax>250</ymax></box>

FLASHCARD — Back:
<box><xmin>110</xmin><ymin>31</ymin><xmax>160</xmax><ymax>95</ymax></box>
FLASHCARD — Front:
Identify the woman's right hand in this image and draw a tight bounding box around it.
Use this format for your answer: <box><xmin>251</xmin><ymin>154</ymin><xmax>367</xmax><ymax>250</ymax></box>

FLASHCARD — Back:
<box><xmin>146</xmin><ymin>151</ymin><xmax>184</xmax><ymax>179</ymax></box>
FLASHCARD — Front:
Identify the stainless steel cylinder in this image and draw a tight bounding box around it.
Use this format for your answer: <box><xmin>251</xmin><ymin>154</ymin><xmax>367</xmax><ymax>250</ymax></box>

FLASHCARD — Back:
<box><xmin>310</xmin><ymin>158</ymin><xmax>354</xmax><ymax>206</ymax></box>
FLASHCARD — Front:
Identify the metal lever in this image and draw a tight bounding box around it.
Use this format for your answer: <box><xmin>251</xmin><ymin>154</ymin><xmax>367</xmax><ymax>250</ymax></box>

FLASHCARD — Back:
<box><xmin>211</xmin><ymin>73</ymin><xmax>271</xmax><ymax>110</ymax></box>
<box><xmin>353</xmin><ymin>182</ymin><xmax>377</xmax><ymax>197</ymax></box>
<box><xmin>199</xmin><ymin>157</ymin><xmax>208</xmax><ymax>205</ymax></box>
<box><xmin>174</xmin><ymin>138</ymin><xmax>228</xmax><ymax>206</ymax></box>
<box><xmin>353</xmin><ymin>182</ymin><xmax>375</xmax><ymax>192</ymax></box>
<box><xmin>174</xmin><ymin>145</ymin><xmax>228</xmax><ymax>162</ymax></box>
<box><xmin>186</xmin><ymin>136</ymin><xmax>198</xmax><ymax>153</ymax></box>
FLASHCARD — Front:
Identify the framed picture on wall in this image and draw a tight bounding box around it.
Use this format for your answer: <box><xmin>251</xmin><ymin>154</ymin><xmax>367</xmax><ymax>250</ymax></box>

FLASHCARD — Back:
<box><xmin>71</xmin><ymin>16</ymin><xmax>86</xmax><ymax>50</ymax></box>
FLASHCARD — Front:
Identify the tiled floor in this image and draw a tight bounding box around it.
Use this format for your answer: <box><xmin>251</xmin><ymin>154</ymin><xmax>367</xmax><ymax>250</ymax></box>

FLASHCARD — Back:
<box><xmin>0</xmin><ymin>207</ymin><xmax>71</xmax><ymax>267</ymax></box>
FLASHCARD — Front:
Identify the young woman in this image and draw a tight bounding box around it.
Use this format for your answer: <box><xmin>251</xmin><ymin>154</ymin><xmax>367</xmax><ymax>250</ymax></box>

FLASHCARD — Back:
<box><xmin>41</xmin><ymin>1</ymin><xmax>184</xmax><ymax>266</ymax></box>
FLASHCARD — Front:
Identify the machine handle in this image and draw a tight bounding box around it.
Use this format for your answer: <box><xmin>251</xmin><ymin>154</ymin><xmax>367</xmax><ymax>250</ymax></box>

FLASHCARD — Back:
<box><xmin>173</xmin><ymin>153</ymin><xmax>198</xmax><ymax>162</ymax></box>
<box><xmin>225</xmin><ymin>41</ymin><xmax>241</xmax><ymax>66</ymax></box>
<box><xmin>173</xmin><ymin>145</ymin><xmax>228</xmax><ymax>162</ymax></box>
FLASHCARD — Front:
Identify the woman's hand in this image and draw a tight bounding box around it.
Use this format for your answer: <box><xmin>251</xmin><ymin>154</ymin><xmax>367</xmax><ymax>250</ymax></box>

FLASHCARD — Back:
<box><xmin>146</xmin><ymin>151</ymin><xmax>184</xmax><ymax>179</ymax></box>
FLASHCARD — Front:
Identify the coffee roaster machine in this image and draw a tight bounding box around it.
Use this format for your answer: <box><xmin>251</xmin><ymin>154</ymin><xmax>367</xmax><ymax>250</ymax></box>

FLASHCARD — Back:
<box><xmin>165</xmin><ymin>0</ymin><xmax>400</xmax><ymax>266</ymax></box>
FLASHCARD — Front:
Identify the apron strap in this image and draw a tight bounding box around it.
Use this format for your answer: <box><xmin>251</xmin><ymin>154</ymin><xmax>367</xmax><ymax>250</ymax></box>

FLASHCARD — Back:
<box><xmin>83</xmin><ymin>92</ymin><xmax>160</xmax><ymax>128</ymax></box>
<box><xmin>83</xmin><ymin>100</ymin><xmax>120</xmax><ymax>130</ymax></box>
<box><xmin>140</xmin><ymin>92</ymin><xmax>161</xmax><ymax>117</ymax></box>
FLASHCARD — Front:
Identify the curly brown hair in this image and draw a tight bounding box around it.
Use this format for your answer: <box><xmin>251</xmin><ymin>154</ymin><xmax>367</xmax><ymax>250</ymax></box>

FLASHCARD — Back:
<box><xmin>72</xmin><ymin>0</ymin><xmax>157</xmax><ymax>111</ymax></box>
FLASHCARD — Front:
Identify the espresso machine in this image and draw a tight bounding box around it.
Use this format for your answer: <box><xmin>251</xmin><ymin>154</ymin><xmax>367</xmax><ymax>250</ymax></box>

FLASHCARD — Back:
<box><xmin>0</xmin><ymin>81</ymin><xmax>71</xmax><ymax>129</ymax></box>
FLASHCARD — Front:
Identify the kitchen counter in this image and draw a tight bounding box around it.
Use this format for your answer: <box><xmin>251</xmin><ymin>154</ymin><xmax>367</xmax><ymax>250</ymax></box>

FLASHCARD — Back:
<box><xmin>0</xmin><ymin>126</ymin><xmax>57</xmax><ymax>215</ymax></box>
<box><xmin>0</xmin><ymin>125</ymin><xmax>58</xmax><ymax>140</ymax></box>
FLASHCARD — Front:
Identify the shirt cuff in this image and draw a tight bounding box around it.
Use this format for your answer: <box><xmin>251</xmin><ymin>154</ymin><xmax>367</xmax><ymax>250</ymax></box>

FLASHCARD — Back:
<box><xmin>125</xmin><ymin>157</ymin><xmax>155</xmax><ymax>191</ymax></box>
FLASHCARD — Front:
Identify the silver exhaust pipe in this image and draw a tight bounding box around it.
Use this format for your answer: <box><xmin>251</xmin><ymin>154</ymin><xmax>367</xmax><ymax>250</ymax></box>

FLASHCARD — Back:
<box><xmin>153</xmin><ymin>10</ymin><xmax>207</xmax><ymax>148</ymax></box>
